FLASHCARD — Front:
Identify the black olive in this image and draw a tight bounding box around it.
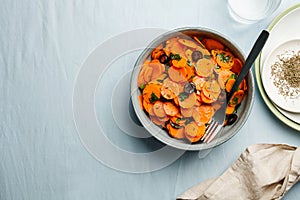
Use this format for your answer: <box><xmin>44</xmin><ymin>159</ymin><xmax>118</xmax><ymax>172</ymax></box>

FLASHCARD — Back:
<box><xmin>159</xmin><ymin>54</ymin><xmax>169</xmax><ymax>64</ymax></box>
<box><xmin>169</xmin><ymin>120</ymin><xmax>181</xmax><ymax>129</ymax></box>
<box><xmin>227</xmin><ymin>114</ymin><xmax>238</xmax><ymax>125</ymax></box>
<box><xmin>192</xmin><ymin>50</ymin><xmax>203</xmax><ymax>62</ymax></box>
<box><xmin>184</xmin><ymin>82</ymin><xmax>196</xmax><ymax>94</ymax></box>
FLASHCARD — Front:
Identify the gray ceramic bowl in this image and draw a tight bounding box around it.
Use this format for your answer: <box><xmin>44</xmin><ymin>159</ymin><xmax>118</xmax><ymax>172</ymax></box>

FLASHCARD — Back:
<box><xmin>130</xmin><ymin>27</ymin><xmax>254</xmax><ymax>151</ymax></box>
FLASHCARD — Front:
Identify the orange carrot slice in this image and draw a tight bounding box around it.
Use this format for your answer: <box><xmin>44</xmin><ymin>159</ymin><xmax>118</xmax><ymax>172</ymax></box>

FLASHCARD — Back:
<box><xmin>193</xmin><ymin>105</ymin><xmax>214</xmax><ymax>124</ymax></box>
<box><xmin>217</xmin><ymin>69</ymin><xmax>234</xmax><ymax>89</ymax></box>
<box><xmin>149</xmin><ymin>60</ymin><xmax>165</xmax><ymax>80</ymax></box>
<box><xmin>166</xmin><ymin>124</ymin><xmax>185</xmax><ymax>139</ymax></box>
<box><xmin>180</xmin><ymin>107</ymin><xmax>195</xmax><ymax>117</ymax></box>
<box><xmin>150</xmin><ymin>115</ymin><xmax>166</xmax><ymax>127</ymax></box>
<box><xmin>163</xmin><ymin>102</ymin><xmax>179</xmax><ymax>116</ymax></box>
<box><xmin>142</xmin><ymin>83</ymin><xmax>161</xmax><ymax>103</ymax></box>
<box><xmin>178</xmin><ymin>92</ymin><xmax>197</xmax><ymax>108</ymax></box>
<box><xmin>225</xmin><ymin>78</ymin><xmax>236</xmax><ymax>93</ymax></box>
<box><xmin>200</xmin><ymin>92</ymin><xmax>213</xmax><ymax>104</ymax></box>
<box><xmin>231</xmin><ymin>58</ymin><xmax>243</xmax><ymax>74</ymax></box>
<box><xmin>202</xmin><ymin>39</ymin><xmax>225</xmax><ymax>51</ymax></box>
<box><xmin>195</xmin><ymin>59</ymin><xmax>214</xmax><ymax>77</ymax></box>
<box><xmin>212</xmin><ymin>49</ymin><xmax>234</xmax><ymax>69</ymax></box>
<box><xmin>192</xmin><ymin>36</ymin><xmax>206</xmax><ymax>49</ymax></box>
<box><xmin>168</xmin><ymin>66</ymin><xmax>188</xmax><ymax>83</ymax></box>
<box><xmin>226</xmin><ymin>105</ymin><xmax>235</xmax><ymax>115</ymax></box>
<box><xmin>178</xmin><ymin>38</ymin><xmax>198</xmax><ymax>49</ymax></box>
<box><xmin>185</xmin><ymin>122</ymin><xmax>206</xmax><ymax>143</ymax></box>
<box><xmin>153</xmin><ymin>101</ymin><xmax>166</xmax><ymax>118</ymax></box>
<box><xmin>161</xmin><ymin>78</ymin><xmax>180</xmax><ymax>99</ymax></box>
<box><xmin>229</xmin><ymin>90</ymin><xmax>245</xmax><ymax>106</ymax></box>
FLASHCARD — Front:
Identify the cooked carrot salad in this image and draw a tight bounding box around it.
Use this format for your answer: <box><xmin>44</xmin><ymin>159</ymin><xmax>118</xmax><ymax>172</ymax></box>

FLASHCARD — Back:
<box><xmin>137</xmin><ymin>35</ymin><xmax>246</xmax><ymax>143</ymax></box>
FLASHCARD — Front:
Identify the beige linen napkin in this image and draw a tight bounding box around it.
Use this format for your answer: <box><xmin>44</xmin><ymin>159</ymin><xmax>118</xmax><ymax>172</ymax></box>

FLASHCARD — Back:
<box><xmin>177</xmin><ymin>144</ymin><xmax>300</xmax><ymax>200</ymax></box>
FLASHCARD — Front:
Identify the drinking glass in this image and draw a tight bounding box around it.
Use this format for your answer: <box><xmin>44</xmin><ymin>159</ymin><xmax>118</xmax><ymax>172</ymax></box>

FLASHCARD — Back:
<box><xmin>228</xmin><ymin>0</ymin><xmax>282</xmax><ymax>24</ymax></box>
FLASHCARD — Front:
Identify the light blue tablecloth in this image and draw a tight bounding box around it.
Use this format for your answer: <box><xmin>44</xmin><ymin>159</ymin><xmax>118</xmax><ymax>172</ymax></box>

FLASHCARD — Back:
<box><xmin>1</xmin><ymin>0</ymin><xmax>300</xmax><ymax>199</ymax></box>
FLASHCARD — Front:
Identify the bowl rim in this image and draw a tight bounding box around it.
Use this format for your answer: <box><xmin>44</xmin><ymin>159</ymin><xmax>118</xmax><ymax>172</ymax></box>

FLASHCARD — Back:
<box><xmin>130</xmin><ymin>27</ymin><xmax>255</xmax><ymax>151</ymax></box>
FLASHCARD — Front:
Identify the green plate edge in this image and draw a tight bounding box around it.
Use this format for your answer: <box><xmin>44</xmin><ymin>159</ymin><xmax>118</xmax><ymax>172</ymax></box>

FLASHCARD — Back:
<box><xmin>255</xmin><ymin>3</ymin><xmax>300</xmax><ymax>131</ymax></box>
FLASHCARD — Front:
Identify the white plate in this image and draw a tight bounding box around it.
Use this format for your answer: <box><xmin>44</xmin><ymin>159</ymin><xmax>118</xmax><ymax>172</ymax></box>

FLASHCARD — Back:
<box><xmin>257</xmin><ymin>4</ymin><xmax>300</xmax><ymax>126</ymax></box>
<box><xmin>262</xmin><ymin>39</ymin><xmax>300</xmax><ymax>113</ymax></box>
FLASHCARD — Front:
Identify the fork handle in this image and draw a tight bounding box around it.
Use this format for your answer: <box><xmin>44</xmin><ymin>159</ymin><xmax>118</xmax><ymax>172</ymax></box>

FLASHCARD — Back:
<box><xmin>227</xmin><ymin>30</ymin><xmax>269</xmax><ymax>102</ymax></box>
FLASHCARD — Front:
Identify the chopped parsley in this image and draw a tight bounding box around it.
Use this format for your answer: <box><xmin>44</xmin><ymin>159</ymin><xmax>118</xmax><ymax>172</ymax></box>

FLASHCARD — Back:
<box><xmin>175</xmin><ymin>118</ymin><xmax>182</xmax><ymax>123</ymax></box>
<box><xmin>217</xmin><ymin>53</ymin><xmax>231</xmax><ymax>63</ymax></box>
<box><xmin>178</xmin><ymin>92</ymin><xmax>189</xmax><ymax>101</ymax></box>
<box><xmin>149</xmin><ymin>92</ymin><xmax>159</xmax><ymax>103</ymax></box>
<box><xmin>139</xmin><ymin>84</ymin><xmax>145</xmax><ymax>90</ymax></box>
<box><xmin>170</xmin><ymin>53</ymin><xmax>181</xmax><ymax>61</ymax></box>
<box><xmin>231</xmin><ymin>96</ymin><xmax>239</xmax><ymax>105</ymax></box>
<box><xmin>157</xmin><ymin>79</ymin><xmax>164</xmax><ymax>83</ymax></box>
<box><xmin>230</xmin><ymin>74</ymin><xmax>237</xmax><ymax>79</ymax></box>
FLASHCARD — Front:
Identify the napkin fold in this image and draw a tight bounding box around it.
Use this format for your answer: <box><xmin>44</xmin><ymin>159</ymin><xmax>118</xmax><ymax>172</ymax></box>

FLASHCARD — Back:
<box><xmin>177</xmin><ymin>144</ymin><xmax>300</xmax><ymax>200</ymax></box>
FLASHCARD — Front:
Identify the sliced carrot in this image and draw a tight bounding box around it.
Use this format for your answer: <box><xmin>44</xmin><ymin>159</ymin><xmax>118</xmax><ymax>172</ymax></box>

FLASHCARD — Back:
<box><xmin>226</xmin><ymin>105</ymin><xmax>235</xmax><ymax>115</ymax></box>
<box><xmin>142</xmin><ymin>99</ymin><xmax>152</xmax><ymax>113</ymax></box>
<box><xmin>225</xmin><ymin>78</ymin><xmax>236</xmax><ymax>93</ymax></box>
<box><xmin>193</xmin><ymin>104</ymin><xmax>214</xmax><ymax>124</ymax></box>
<box><xmin>170</xmin><ymin>116</ymin><xmax>186</xmax><ymax>126</ymax></box>
<box><xmin>212</xmin><ymin>49</ymin><xmax>234</xmax><ymax>69</ymax></box>
<box><xmin>150</xmin><ymin>115</ymin><xmax>166</xmax><ymax>127</ymax></box>
<box><xmin>185</xmin><ymin>49</ymin><xmax>193</xmax><ymax>61</ymax></box>
<box><xmin>153</xmin><ymin>101</ymin><xmax>166</xmax><ymax>118</ymax></box>
<box><xmin>180</xmin><ymin>107</ymin><xmax>195</xmax><ymax>117</ymax></box>
<box><xmin>185</xmin><ymin>122</ymin><xmax>206</xmax><ymax>143</ymax></box>
<box><xmin>231</xmin><ymin>58</ymin><xmax>243</xmax><ymax>74</ymax></box>
<box><xmin>148</xmin><ymin>103</ymin><xmax>155</xmax><ymax>116</ymax></box>
<box><xmin>192</xmin><ymin>76</ymin><xmax>206</xmax><ymax>91</ymax></box>
<box><xmin>229</xmin><ymin>90</ymin><xmax>245</xmax><ymax>106</ymax></box>
<box><xmin>173</xmin><ymin>97</ymin><xmax>179</xmax><ymax>106</ymax></box>
<box><xmin>195</xmin><ymin>58</ymin><xmax>214</xmax><ymax>77</ymax></box>
<box><xmin>238</xmin><ymin>79</ymin><xmax>247</xmax><ymax>91</ymax></box>
<box><xmin>202</xmin><ymin>80</ymin><xmax>221</xmax><ymax>101</ymax></box>
<box><xmin>143</xmin><ymin>66</ymin><xmax>153</xmax><ymax>82</ymax></box>
<box><xmin>178</xmin><ymin>38</ymin><xmax>198</xmax><ymax>49</ymax></box>
<box><xmin>163</xmin><ymin>102</ymin><xmax>179</xmax><ymax>116</ymax></box>
<box><xmin>149</xmin><ymin>60</ymin><xmax>165</xmax><ymax>80</ymax></box>
<box><xmin>138</xmin><ymin>95</ymin><xmax>143</xmax><ymax>110</ymax></box>
<box><xmin>142</xmin><ymin>83</ymin><xmax>161</xmax><ymax>103</ymax></box>
<box><xmin>202</xmin><ymin>39</ymin><xmax>225</xmax><ymax>51</ymax></box>
<box><xmin>168</xmin><ymin>66</ymin><xmax>188</xmax><ymax>83</ymax></box>
<box><xmin>179</xmin><ymin>92</ymin><xmax>197</xmax><ymax>108</ymax></box>
<box><xmin>166</xmin><ymin>42</ymin><xmax>186</xmax><ymax>57</ymax></box>
<box><xmin>192</xmin><ymin>36</ymin><xmax>206</xmax><ymax>49</ymax></box>
<box><xmin>151</xmin><ymin>48</ymin><xmax>165</xmax><ymax>60</ymax></box>
<box><xmin>171</xmin><ymin>58</ymin><xmax>187</xmax><ymax>68</ymax></box>
<box><xmin>217</xmin><ymin>69</ymin><xmax>234</xmax><ymax>89</ymax></box>
<box><xmin>200</xmin><ymin>92</ymin><xmax>213</xmax><ymax>104</ymax></box>
<box><xmin>161</xmin><ymin>78</ymin><xmax>180</xmax><ymax>99</ymax></box>
<box><xmin>185</xmin><ymin>65</ymin><xmax>195</xmax><ymax>80</ymax></box>
<box><xmin>166</xmin><ymin>124</ymin><xmax>185</xmax><ymax>139</ymax></box>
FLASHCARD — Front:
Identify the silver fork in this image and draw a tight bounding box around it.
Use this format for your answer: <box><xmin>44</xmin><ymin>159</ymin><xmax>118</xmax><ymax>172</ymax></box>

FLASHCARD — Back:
<box><xmin>201</xmin><ymin>30</ymin><xmax>269</xmax><ymax>143</ymax></box>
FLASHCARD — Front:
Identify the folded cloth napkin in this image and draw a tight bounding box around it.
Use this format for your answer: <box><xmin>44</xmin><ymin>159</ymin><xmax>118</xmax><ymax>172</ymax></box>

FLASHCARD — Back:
<box><xmin>177</xmin><ymin>144</ymin><xmax>300</xmax><ymax>200</ymax></box>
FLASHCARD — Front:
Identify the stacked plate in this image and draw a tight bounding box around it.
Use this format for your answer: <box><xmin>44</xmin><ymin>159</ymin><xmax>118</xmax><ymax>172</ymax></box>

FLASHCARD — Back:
<box><xmin>255</xmin><ymin>3</ymin><xmax>300</xmax><ymax>130</ymax></box>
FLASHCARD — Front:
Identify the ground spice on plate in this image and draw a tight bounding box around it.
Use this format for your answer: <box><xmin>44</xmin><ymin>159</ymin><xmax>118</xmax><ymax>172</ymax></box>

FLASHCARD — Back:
<box><xmin>270</xmin><ymin>50</ymin><xmax>300</xmax><ymax>98</ymax></box>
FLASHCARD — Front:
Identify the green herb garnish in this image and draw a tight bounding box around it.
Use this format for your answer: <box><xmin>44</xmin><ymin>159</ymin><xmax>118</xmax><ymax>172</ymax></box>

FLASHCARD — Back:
<box><xmin>178</xmin><ymin>92</ymin><xmax>189</xmax><ymax>101</ymax></box>
<box><xmin>170</xmin><ymin>53</ymin><xmax>181</xmax><ymax>61</ymax></box>
<box><xmin>230</xmin><ymin>74</ymin><xmax>237</xmax><ymax>79</ymax></box>
<box><xmin>149</xmin><ymin>92</ymin><xmax>159</xmax><ymax>103</ymax></box>
<box><xmin>175</xmin><ymin>118</ymin><xmax>182</xmax><ymax>123</ymax></box>
<box><xmin>232</xmin><ymin>96</ymin><xmax>239</xmax><ymax>105</ymax></box>
<box><xmin>139</xmin><ymin>84</ymin><xmax>146</xmax><ymax>90</ymax></box>
<box><xmin>157</xmin><ymin>79</ymin><xmax>163</xmax><ymax>83</ymax></box>
<box><xmin>217</xmin><ymin>53</ymin><xmax>231</xmax><ymax>63</ymax></box>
